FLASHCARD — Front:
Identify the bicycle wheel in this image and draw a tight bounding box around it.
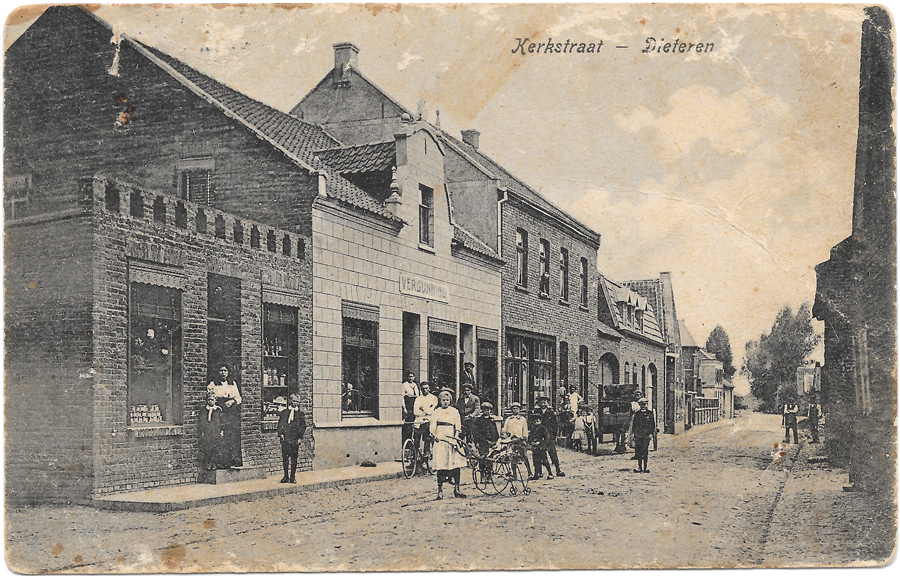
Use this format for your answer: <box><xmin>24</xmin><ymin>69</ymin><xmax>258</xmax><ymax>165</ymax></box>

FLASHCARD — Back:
<box><xmin>401</xmin><ymin>438</ymin><xmax>417</xmax><ymax>478</ymax></box>
<box><xmin>507</xmin><ymin>457</ymin><xmax>531</xmax><ymax>496</ymax></box>
<box><xmin>490</xmin><ymin>460</ymin><xmax>512</xmax><ymax>495</ymax></box>
<box><xmin>472</xmin><ymin>463</ymin><xmax>493</xmax><ymax>495</ymax></box>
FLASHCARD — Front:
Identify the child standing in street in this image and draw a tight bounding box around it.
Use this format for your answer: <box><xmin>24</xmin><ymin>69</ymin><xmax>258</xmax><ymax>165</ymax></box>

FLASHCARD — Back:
<box><xmin>571</xmin><ymin>408</ymin><xmax>587</xmax><ymax>452</ymax></box>
<box><xmin>530</xmin><ymin>413</ymin><xmax>553</xmax><ymax>480</ymax></box>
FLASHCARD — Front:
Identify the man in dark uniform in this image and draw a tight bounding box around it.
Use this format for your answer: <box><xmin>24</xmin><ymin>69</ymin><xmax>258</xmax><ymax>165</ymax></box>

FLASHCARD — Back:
<box><xmin>535</xmin><ymin>396</ymin><xmax>565</xmax><ymax>477</ymax></box>
<box><xmin>783</xmin><ymin>396</ymin><xmax>800</xmax><ymax>444</ymax></box>
<box><xmin>630</xmin><ymin>397</ymin><xmax>656</xmax><ymax>473</ymax></box>
<box><xmin>457</xmin><ymin>383</ymin><xmax>481</xmax><ymax>443</ymax></box>
<box><xmin>277</xmin><ymin>394</ymin><xmax>307</xmax><ymax>483</ymax></box>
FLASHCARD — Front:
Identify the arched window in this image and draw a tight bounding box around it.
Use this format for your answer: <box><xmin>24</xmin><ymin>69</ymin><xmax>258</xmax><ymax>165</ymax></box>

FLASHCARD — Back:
<box><xmin>642</xmin><ymin>365</ymin><xmax>647</xmax><ymax>395</ymax></box>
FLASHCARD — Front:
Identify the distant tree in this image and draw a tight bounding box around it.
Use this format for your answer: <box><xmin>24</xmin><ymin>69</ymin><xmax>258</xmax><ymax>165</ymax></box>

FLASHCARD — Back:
<box><xmin>705</xmin><ymin>325</ymin><xmax>736</xmax><ymax>379</ymax></box>
<box><xmin>741</xmin><ymin>304</ymin><xmax>820</xmax><ymax>413</ymax></box>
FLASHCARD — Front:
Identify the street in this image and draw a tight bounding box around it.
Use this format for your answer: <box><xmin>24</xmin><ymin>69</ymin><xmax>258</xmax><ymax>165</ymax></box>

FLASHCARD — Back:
<box><xmin>6</xmin><ymin>413</ymin><xmax>894</xmax><ymax>571</ymax></box>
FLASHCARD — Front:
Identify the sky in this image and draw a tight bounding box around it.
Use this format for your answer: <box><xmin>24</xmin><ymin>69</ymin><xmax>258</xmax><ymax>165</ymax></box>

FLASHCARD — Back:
<box><xmin>5</xmin><ymin>3</ymin><xmax>867</xmax><ymax>395</ymax></box>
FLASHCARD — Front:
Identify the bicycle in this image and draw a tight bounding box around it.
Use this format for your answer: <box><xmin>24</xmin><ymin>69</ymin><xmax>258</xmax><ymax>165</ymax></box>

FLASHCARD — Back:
<box><xmin>401</xmin><ymin>422</ymin><xmax>434</xmax><ymax>478</ymax></box>
<box><xmin>435</xmin><ymin>435</ymin><xmax>531</xmax><ymax>497</ymax></box>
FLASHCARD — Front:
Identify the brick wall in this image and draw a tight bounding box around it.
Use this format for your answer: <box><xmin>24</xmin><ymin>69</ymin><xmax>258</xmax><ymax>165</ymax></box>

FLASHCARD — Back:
<box><xmin>500</xmin><ymin>199</ymin><xmax>601</xmax><ymax>411</ymax></box>
<box><xmin>88</xmin><ymin>177</ymin><xmax>312</xmax><ymax>496</ymax></box>
<box><xmin>4</xmin><ymin>7</ymin><xmax>319</xmax><ymax>234</ymax></box>
<box><xmin>5</xmin><ymin>216</ymin><xmax>96</xmax><ymax>504</ymax></box>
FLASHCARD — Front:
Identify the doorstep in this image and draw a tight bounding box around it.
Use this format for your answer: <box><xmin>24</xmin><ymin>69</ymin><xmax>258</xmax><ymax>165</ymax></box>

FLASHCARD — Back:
<box><xmin>92</xmin><ymin>462</ymin><xmax>403</xmax><ymax>513</ymax></box>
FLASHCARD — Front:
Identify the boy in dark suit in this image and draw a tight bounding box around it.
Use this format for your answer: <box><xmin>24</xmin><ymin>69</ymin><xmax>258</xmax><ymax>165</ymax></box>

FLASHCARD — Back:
<box><xmin>198</xmin><ymin>393</ymin><xmax>223</xmax><ymax>471</ymax></box>
<box><xmin>277</xmin><ymin>394</ymin><xmax>307</xmax><ymax>483</ymax></box>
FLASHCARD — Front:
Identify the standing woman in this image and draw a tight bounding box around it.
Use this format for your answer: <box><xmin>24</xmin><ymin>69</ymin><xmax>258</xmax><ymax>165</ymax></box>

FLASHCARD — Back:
<box><xmin>430</xmin><ymin>389</ymin><xmax>468</xmax><ymax>500</ymax></box>
<box><xmin>208</xmin><ymin>364</ymin><xmax>243</xmax><ymax>468</ymax></box>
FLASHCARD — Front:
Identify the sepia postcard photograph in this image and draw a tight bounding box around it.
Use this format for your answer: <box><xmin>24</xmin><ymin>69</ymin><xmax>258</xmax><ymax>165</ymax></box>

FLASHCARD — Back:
<box><xmin>3</xmin><ymin>2</ymin><xmax>897</xmax><ymax>572</ymax></box>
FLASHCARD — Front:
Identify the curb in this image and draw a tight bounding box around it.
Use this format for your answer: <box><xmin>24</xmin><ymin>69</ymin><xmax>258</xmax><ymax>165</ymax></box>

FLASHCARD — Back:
<box><xmin>93</xmin><ymin>469</ymin><xmax>403</xmax><ymax>513</ymax></box>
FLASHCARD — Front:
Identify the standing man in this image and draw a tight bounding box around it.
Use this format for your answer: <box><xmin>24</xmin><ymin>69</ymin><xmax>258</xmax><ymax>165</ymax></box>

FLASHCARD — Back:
<box><xmin>568</xmin><ymin>386</ymin><xmax>583</xmax><ymax>415</ymax></box>
<box><xmin>535</xmin><ymin>396</ymin><xmax>566</xmax><ymax>477</ymax></box>
<box><xmin>630</xmin><ymin>397</ymin><xmax>656</xmax><ymax>474</ymax></box>
<box><xmin>783</xmin><ymin>396</ymin><xmax>800</xmax><ymax>444</ymax></box>
<box><xmin>413</xmin><ymin>382</ymin><xmax>438</xmax><ymax>455</ymax></box>
<box><xmin>401</xmin><ymin>371</ymin><xmax>420</xmax><ymax>445</ymax></box>
<box><xmin>457</xmin><ymin>383</ymin><xmax>481</xmax><ymax>443</ymax></box>
<box><xmin>277</xmin><ymin>394</ymin><xmax>307</xmax><ymax>483</ymax></box>
<box><xmin>807</xmin><ymin>395</ymin><xmax>822</xmax><ymax>443</ymax></box>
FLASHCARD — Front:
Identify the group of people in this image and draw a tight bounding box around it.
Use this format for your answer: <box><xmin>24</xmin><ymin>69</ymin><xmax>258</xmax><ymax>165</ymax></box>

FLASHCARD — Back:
<box><xmin>782</xmin><ymin>395</ymin><xmax>822</xmax><ymax>445</ymax></box>
<box><xmin>199</xmin><ymin>364</ymin><xmax>307</xmax><ymax>484</ymax></box>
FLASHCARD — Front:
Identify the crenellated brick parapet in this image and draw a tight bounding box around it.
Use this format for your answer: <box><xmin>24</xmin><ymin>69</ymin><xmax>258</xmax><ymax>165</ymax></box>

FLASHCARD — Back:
<box><xmin>79</xmin><ymin>175</ymin><xmax>307</xmax><ymax>261</ymax></box>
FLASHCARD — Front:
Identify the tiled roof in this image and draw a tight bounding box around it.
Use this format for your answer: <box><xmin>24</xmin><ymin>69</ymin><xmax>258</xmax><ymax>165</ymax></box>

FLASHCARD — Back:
<box><xmin>438</xmin><ymin>131</ymin><xmax>600</xmax><ymax>245</ymax></box>
<box><xmin>132</xmin><ymin>40</ymin><xmax>401</xmax><ymax>223</ymax></box>
<box><xmin>598</xmin><ymin>276</ymin><xmax>665</xmax><ymax>344</ymax></box>
<box><xmin>314</xmin><ymin>141</ymin><xmax>396</xmax><ymax>175</ymax></box>
<box><xmin>679</xmin><ymin>320</ymin><xmax>700</xmax><ymax>348</ymax></box>
<box><xmin>452</xmin><ymin>225</ymin><xmax>503</xmax><ymax>263</ymax></box>
<box><xmin>597</xmin><ymin>322</ymin><xmax>623</xmax><ymax>339</ymax></box>
<box><xmin>624</xmin><ymin>279</ymin><xmax>668</xmax><ymax>342</ymax></box>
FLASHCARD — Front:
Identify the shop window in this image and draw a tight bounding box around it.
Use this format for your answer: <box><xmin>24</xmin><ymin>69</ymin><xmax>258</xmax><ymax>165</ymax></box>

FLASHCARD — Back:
<box><xmin>559</xmin><ymin>341</ymin><xmax>569</xmax><ymax>391</ymax></box>
<box><xmin>532</xmin><ymin>340</ymin><xmax>555</xmax><ymax>407</ymax></box>
<box><xmin>539</xmin><ymin>239</ymin><xmax>550</xmax><ymax>296</ymax></box>
<box><xmin>419</xmin><ymin>185</ymin><xmax>434</xmax><ymax>247</ymax></box>
<box><xmin>129</xmin><ymin>282</ymin><xmax>182</xmax><ymax>425</ymax></box>
<box><xmin>580</xmin><ymin>257</ymin><xmax>588</xmax><ymax>307</ymax></box>
<box><xmin>208</xmin><ymin>274</ymin><xmax>241</xmax><ymax>383</ymax></box>
<box><xmin>262</xmin><ymin>303</ymin><xmax>298</xmax><ymax>421</ymax></box>
<box><xmin>505</xmin><ymin>336</ymin><xmax>529</xmax><ymax>407</ymax></box>
<box><xmin>579</xmin><ymin>346</ymin><xmax>588</xmax><ymax>400</ymax></box>
<box><xmin>516</xmin><ymin>229</ymin><xmax>528</xmax><ymax>288</ymax></box>
<box><xmin>559</xmin><ymin>247</ymin><xmax>569</xmax><ymax>301</ymax></box>
<box><xmin>342</xmin><ymin>305</ymin><xmax>379</xmax><ymax>417</ymax></box>
<box><xmin>4</xmin><ymin>173</ymin><xmax>31</xmax><ymax>219</ymax></box>
<box><xmin>428</xmin><ymin>319</ymin><xmax>457</xmax><ymax>390</ymax></box>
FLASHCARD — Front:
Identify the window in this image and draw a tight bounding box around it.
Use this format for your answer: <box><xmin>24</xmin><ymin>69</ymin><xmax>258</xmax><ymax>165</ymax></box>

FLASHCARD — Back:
<box><xmin>579</xmin><ymin>346</ymin><xmax>588</xmax><ymax>400</ymax></box>
<box><xmin>642</xmin><ymin>365</ymin><xmax>647</xmax><ymax>395</ymax></box>
<box><xmin>516</xmin><ymin>229</ymin><xmax>528</xmax><ymax>287</ymax></box>
<box><xmin>342</xmin><ymin>303</ymin><xmax>379</xmax><ymax>416</ymax></box>
<box><xmin>419</xmin><ymin>185</ymin><xmax>434</xmax><ymax>247</ymax></box>
<box><xmin>532</xmin><ymin>340</ymin><xmax>555</xmax><ymax>408</ymax></box>
<box><xmin>627</xmin><ymin>305</ymin><xmax>634</xmax><ymax>327</ymax></box>
<box><xmin>429</xmin><ymin>331</ymin><xmax>457</xmax><ymax>391</ymax></box>
<box><xmin>4</xmin><ymin>173</ymin><xmax>31</xmax><ymax>219</ymax></box>
<box><xmin>262</xmin><ymin>303</ymin><xmax>298</xmax><ymax>421</ymax></box>
<box><xmin>633</xmin><ymin>364</ymin><xmax>638</xmax><ymax>391</ymax></box>
<box><xmin>129</xmin><ymin>283</ymin><xmax>182</xmax><ymax>425</ymax></box>
<box><xmin>180</xmin><ymin>169</ymin><xmax>212</xmax><ymax>205</ymax></box>
<box><xmin>624</xmin><ymin>362</ymin><xmax>630</xmax><ymax>387</ymax></box>
<box><xmin>505</xmin><ymin>336</ymin><xmax>529</xmax><ymax>407</ymax></box>
<box><xmin>579</xmin><ymin>257</ymin><xmax>589</xmax><ymax>307</ymax></box>
<box><xmin>635</xmin><ymin>308</ymin><xmax>644</xmax><ymax>332</ymax></box>
<box><xmin>559</xmin><ymin>248</ymin><xmax>569</xmax><ymax>301</ymax></box>
<box><xmin>559</xmin><ymin>342</ymin><xmax>569</xmax><ymax>392</ymax></box>
<box><xmin>539</xmin><ymin>239</ymin><xmax>550</xmax><ymax>296</ymax></box>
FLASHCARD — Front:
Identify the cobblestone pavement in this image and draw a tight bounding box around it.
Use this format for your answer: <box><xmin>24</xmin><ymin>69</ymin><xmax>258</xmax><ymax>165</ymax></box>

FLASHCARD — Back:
<box><xmin>5</xmin><ymin>413</ymin><xmax>895</xmax><ymax>572</ymax></box>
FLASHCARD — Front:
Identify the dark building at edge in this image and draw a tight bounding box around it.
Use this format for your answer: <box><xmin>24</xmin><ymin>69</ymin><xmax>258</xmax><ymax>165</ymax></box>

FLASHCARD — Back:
<box><xmin>813</xmin><ymin>6</ymin><xmax>896</xmax><ymax>497</ymax></box>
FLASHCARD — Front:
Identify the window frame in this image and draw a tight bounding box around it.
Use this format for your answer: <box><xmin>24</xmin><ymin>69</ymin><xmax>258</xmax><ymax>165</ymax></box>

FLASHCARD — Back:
<box><xmin>341</xmin><ymin>313</ymin><xmax>380</xmax><ymax>417</ymax></box>
<box><xmin>128</xmin><ymin>281</ymin><xmax>183</xmax><ymax>427</ymax></box>
<box><xmin>579</xmin><ymin>345</ymin><xmax>588</xmax><ymax>400</ymax></box>
<box><xmin>579</xmin><ymin>257</ymin><xmax>589</xmax><ymax>307</ymax></box>
<box><xmin>539</xmin><ymin>239</ymin><xmax>550</xmax><ymax>296</ymax></box>
<box><xmin>418</xmin><ymin>184</ymin><xmax>435</xmax><ymax>247</ymax></box>
<box><xmin>516</xmin><ymin>228</ymin><xmax>529</xmax><ymax>288</ymax></box>
<box><xmin>559</xmin><ymin>247</ymin><xmax>569</xmax><ymax>302</ymax></box>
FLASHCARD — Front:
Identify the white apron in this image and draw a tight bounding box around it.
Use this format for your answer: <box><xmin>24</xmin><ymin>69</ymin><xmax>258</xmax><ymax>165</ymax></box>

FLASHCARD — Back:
<box><xmin>430</xmin><ymin>406</ymin><xmax>468</xmax><ymax>470</ymax></box>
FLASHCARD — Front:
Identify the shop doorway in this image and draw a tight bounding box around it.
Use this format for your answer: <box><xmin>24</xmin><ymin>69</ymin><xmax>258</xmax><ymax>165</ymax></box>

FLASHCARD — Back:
<box><xmin>402</xmin><ymin>312</ymin><xmax>421</xmax><ymax>380</ymax></box>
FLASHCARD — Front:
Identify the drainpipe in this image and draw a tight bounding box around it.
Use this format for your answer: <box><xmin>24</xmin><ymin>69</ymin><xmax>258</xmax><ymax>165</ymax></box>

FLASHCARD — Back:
<box><xmin>496</xmin><ymin>183</ymin><xmax>508</xmax><ymax>257</ymax></box>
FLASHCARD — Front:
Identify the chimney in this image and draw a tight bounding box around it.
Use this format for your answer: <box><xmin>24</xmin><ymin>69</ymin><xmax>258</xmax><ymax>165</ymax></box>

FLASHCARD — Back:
<box><xmin>461</xmin><ymin>129</ymin><xmax>481</xmax><ymax>149</ymax></box>
<box><xmin>333</xmin><ymin>42</ymin><xmax>359</xmax><ymax>85</ymax></box>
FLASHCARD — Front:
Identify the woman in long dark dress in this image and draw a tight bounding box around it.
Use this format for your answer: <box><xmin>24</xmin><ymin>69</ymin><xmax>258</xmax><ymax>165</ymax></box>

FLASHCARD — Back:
<box><xmin>207</xmin><ymin>364</ymin><xmax>243</xmax><ymax>468</ymax></box>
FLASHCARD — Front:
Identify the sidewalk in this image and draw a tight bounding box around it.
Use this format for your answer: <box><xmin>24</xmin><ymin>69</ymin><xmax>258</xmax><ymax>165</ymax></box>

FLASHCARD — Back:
<box><xmin>93</xmin><ymin>461</ymin><xmax>403</xmax><ymax>512</ymax></box>
<box><xmin>760</xmin><ymin>437</ymin><xmax>896</xmax><ymax>566</ymax></box>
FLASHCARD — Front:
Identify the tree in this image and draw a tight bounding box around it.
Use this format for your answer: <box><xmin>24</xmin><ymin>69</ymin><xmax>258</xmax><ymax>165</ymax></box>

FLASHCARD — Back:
<box><xmin>741</xmin><ymin>303</ymin><xmax>820</xmax><ymax>413</ymax></box>
<box><xmin>705</xmin><ymin>325</ymin><xmax>736</xmax><ymax>379</ymax></box>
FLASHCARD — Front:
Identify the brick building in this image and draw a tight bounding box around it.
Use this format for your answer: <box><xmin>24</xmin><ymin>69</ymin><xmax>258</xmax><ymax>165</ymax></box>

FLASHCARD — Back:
<box><xmin>597</xmin><ymin>276</ymin><xmax>667</xmax><ymax>418</ymax></box>
<box><xmin>813</xmin><ymin>7</ymin><xmax>896</xmax><ymax>495</ymax></box>
<box><xmin>624</xmin><ymin>272</ymin><xmax>687</xmax><ymax>433</ymax></box>
<box><xmin>293</xmin><ymin>43</ymin><xmax>600</xmax><ymax>415</ymax></box>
